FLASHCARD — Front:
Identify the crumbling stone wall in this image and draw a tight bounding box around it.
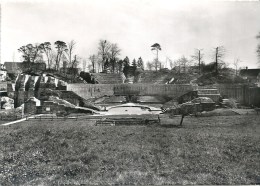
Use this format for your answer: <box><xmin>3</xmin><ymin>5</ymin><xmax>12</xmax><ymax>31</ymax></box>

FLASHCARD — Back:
<box><xmin>24</xmin><ymin>100</ymin><xmax>37</xmax><ymax>114</ymax></box>
<box><xmin>40</xmin><ymin>101</ymin><xmax>76</xmax><ymax>114</ymax></box>
<box><xmin>9</xmin><ymin>74</ymin><xmax>68</xmax><ymax>108</ymax></box>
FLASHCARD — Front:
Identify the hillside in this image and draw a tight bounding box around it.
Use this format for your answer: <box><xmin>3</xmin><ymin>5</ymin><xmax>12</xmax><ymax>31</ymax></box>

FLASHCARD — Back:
<box><xmin>195</xmin><ymin>72</ymin><xmax>247</xmax><ymax>85</ymax></box>
<box><xmin>136</xmin><ymin>70</ymin><xmax>197</xmax><ymax>84</ymax></box>
<box><xmin>46</xmin><ymin>71</ymin><xmax>84</xmax><ymax>83</ymax></box>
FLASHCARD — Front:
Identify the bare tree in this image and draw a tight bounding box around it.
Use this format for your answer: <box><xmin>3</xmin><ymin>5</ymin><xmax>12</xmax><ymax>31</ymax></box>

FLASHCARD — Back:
<box><xmin>82</xmin><ymin>59</ymin><xmax>87</xmax><ymax>72</ymax></box>
<box><xmin>256</xmin><ymin>32</ymin><xmax>260</xmax><ymax>65</ymax></box>
<box><xmin>180</xmin><ymin>56</ymin><xmax>190</xmax><ymax>73</ymax></box>
<box><xmin>39</xmin><ymin>42</ymin><xmax>52</xmax><ymax>69</ymax></box>
<box><xmin>173</xmin><ymin>56</ymin><xmax>190</xmax><ymax>74</ymax></box>
<box><xmin>109</xmin><ymin>43</ymin><xmax>121</xmax><ymax>73</ymax></box>
<box><xmin>169</xmin><ymin>59</ymin><xmax>174</xmax><ymax>70</ymax></box>
<box><xmin>174</xmin><ymin>59</ymin><xmax>181</xmax><ymax>74</ymax></box>
<box><xmin>98</xmin><ymin>40</ymin><xmax>111</xmax><ymax>72</ymax></box>
<box><xmin>89</xmin><ymin>54</ymin><xmax>97</xmax><ymax>73</ymax></box>
<box><xmin>66</xmin><ymin>40</ymin><xmax>76</xmax><ymax>68</ymax></box>
<box><xmin>145</xmin><ymin>59</ymin><xmax>161</xmax><ymax>71</ymax></box>
<box><xmin>191</xmin><ymin>49</ymin><xmax>203</xmax><ymax>74</ymax></box>
<box><xmin>233</xmin><ymin>58</ymin><xmax>240</xmax><ymax>76</ymax></box>
<box><xmin>60</xmin><ymin>53</ymin><xmax>68</xmax><ymax>72</ymax></box>
<box><xmin>213</xmin><ymin>46</ymin><xmax>226</xmax><ymax>74</ymax></box>
<box><xmin>71</xmin><ymin>55</ymin><xmax>79</xmax><ymax>69</ymax></box>
<box><xmin>146</xmin><ymin>61</ymin><xmax>154</xmax><ymax>71</ymax></box>
<box><xmin>97</xmin><ymin>58</ymin><xmax>103</xmax><ymax>73</ymax></box>
<box><xmin>87</xmin><ymin>64</ymin><xmax>93</xmax><ymax>72</ymax></box>
<box><xmin>49</xmin><ymin>50</ymin><xmax>56</xmax><ymax>69</ymax></box>
<box><xmin>153</xmin><ymin>59</ymin><xmax>161</xmax><ymax>71</ymax></box>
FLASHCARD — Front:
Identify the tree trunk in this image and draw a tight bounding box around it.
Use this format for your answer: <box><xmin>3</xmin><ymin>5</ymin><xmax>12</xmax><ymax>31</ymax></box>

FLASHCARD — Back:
<box><xmin>216</xmin><ymin>47</ymin><xmax>218</xmax><ymax>74</ymax></box>
<box><xmin>179</xmin><ymin>115</ymin><xmax>185</xmax><ymax>126</ymax></box>
<box><xmin>55</xmin><ymin>54</ymin><xmax>59</xmax><ymax>71</ymax></box>
<box><xmin>92</xmin><ymin>62</ymin><xmax>95</xmax><ymax>73</ymax></box>
<box><xmin>198</xmin><ymin>50</ymin><xmax>201</xmax><ymax>74</ymax></box>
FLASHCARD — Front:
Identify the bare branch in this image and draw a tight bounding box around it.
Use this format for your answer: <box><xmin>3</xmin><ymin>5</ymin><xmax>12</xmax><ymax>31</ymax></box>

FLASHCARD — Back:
<box><xmin>98</xmin><ymin>40</ymin><xmax>111</xmax><ymax>71</ymax></box>
<box><xmin>66</xmin><ymin>40</ymin><xmax>76</xmax><ymax>67</ymax></box>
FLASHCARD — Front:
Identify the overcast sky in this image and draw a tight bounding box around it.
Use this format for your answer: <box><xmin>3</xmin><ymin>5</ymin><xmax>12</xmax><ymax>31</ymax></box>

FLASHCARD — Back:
<box><xmin>1</xmin><ymin>0</ymin><xmax>260</xmax><ymax>68</ymax></box>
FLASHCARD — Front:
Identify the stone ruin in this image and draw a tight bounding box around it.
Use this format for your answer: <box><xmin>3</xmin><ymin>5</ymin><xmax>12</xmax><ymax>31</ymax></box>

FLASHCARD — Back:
<box><xmin>7</xmin><ymin>74</ymin><xmax>68</xmax><ymax>114</ymax></box>
<box><xmin>8</xmin><ymin>73</ymin><xmax>99</xmax><ymax>115</ymax></box>
<box><xmin>1</xmin><ymin>96</ymin><xmax>14</xmax><ymax>110</ymax></box>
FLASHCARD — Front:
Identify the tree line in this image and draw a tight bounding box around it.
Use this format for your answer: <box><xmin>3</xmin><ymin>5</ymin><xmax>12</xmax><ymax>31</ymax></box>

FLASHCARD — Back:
<box><xmin>18</xmin><ymin>40</ymin><xmax>80</xmax><ymax>71</ymax></box>
<box><xmin>146</xmin><ymin>46</ymin><xmax>228</xmax><ymax>75</ymax></box>
<box><xmin>88</xmin><ymin>39</ymin><xmax>144</xmax><ymax>74</ymax></box>
<box><xmin>18</xmin><ymin>30</ymin><xmax>260</xmax><ymax>76</ymax></box>
<box><xmin>17</xmin><ymin>40</ymin><xmax>230</xmax><ymax>75</ymax></box>
<box><xmin>17</xmin><ymin>39</ymin><xmax>145</xmax><ymax>75</ymax></box>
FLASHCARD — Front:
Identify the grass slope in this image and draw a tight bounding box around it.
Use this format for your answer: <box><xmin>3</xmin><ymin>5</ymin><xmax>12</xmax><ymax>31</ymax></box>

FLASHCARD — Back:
<box><xmin>1</xmin><ymin>115</ymin><xmax>260</xmax><ymax>185</ymax></box>
<box><xmin>195</xmin><ymin>72</ymin><xmax>247</xmax><ymax>85</ymax></box>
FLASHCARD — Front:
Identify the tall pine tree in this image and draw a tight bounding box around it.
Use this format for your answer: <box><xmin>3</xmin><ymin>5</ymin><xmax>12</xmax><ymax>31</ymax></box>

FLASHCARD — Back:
<box><xmin>132</xmin><ymin>58</ymin><xmax>137</xmax><ymax>68</ymax></box>
<box><xmin>123</xmin><ymin>56</ymin><xmax>130</xmax><ymax>77</ymax></box>
<box><xmin>104</xmin><ymin>58</ymin><xmax>110</xmax><ymax>72</ymax></box>
<box><xmin>118</xmin><ymin>60</ymin><xmax>124</xmax><ymax>72</ymax></box>
<box><xmin>123</xmin><ymin>56</ymin><xmax>130</xmax><ymax>67</ymax></box>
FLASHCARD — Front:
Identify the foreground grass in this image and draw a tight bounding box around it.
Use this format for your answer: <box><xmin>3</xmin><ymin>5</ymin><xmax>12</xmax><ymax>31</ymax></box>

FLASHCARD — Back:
<box><xmin>0</xmin><ymin>115</ymin><xmax>260</xmax><ymax>185</ymax></box>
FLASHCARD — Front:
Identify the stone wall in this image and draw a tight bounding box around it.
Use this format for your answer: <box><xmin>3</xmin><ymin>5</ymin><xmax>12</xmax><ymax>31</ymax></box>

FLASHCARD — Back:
<box><xmin>24</xmin><ymin>100</ymin><xmax>37</xmax><ymax>114</ymax></box>
<box><xmin>247</xmin><ymin>87</ymin><xmax>260</xmax><ymax>106</ymax></box>
<box><xmin>17</xmin><ymin>91</ymin><xmax>28</xmax><ymax>108</ymax></box>
<box><xmin>114</xmin><ymin>84</ymin><xmax>193</xmax><ymax>96</ymax></box>
<box><xmin>11</xmin><ymin>74</ymin><xmax>68</xmax><ymax>107</ymax></box>
<box><xmin>67</xmin><ymin>83</ymin><xmax>193</xmax><ymax>100</ymax></box>
<box><xmin>216</xmin><ymin>84</ymin><xmax>260</xmax><ymax>106</ymax></box>
<box><xmin>39</xmin><ymin>101</ymin><xmax>77</xmax><ymax>114</ymax></box>
<box><xmin>40</xmin><ymin>101</ymin><xmax>64</xmax><ymax>114</ymax></box>
<box><xmin>66</xmin><ymin>84</ymin><xmax>115</xmax><ymax>99</ymax></box>
<box><xmin>67</xmin><ymin>83</ymin><xmax>260</xmax><ymax>106</ymax></box>
<box><xmin>217</xmin><ymin>84</ymin><xmax>245</xmax><ymax>103</ymax></box>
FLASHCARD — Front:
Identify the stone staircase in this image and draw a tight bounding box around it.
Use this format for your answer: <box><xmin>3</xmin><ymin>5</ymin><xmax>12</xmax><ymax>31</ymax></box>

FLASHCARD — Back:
<box><xmin>91</xmin><ymin>73</ymin><xmax>124</xmax><ymax>84</ymax></box>
<box><xmin>197</xmin><ymin>87</ymin><xmax>221</xmax><ymax>103</ymax></box>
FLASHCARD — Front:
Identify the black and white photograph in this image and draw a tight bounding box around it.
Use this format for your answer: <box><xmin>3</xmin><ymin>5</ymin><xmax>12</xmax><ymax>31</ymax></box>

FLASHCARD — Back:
<box><xmin>0</xmin><ymin>0</ymin><xmax>260</xmax><ymax>185</ymax></box>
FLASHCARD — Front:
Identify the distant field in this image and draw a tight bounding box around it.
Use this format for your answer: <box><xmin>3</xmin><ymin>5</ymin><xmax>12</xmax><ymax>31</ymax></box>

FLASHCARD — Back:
<box><xmin>1</xmin><ymin>115</ymin><xmax>260</xmax><ymax>185</ymax></box>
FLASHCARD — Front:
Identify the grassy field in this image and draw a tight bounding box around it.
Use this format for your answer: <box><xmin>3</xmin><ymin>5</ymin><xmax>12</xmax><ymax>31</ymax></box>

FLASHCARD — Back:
<box><xmin>1</xmin><ymin>115</ymin><xmax>260</xmax><ymax>185</ymax></box>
